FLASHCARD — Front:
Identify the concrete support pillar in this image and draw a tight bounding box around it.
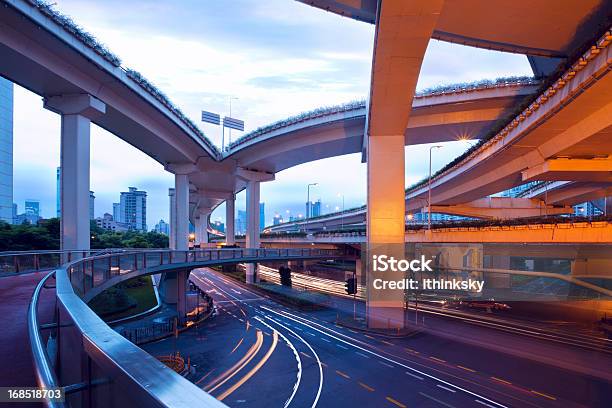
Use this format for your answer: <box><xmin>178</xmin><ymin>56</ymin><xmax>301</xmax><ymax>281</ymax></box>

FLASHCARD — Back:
<box><xmin>195</xmin><ymin>209</ymin><xmax>210</xmax><ymax>246</ymax></box>
<box><xmin>44</xmin><ymin>94</ymin><xmax>105</xmax><ymax>253</ymax></box>
<box><xmin>175</xmin><ymin>174</ymin><xmax>189</xmax><ymax>251</ymax></box>
<box><xmin>168</xmin><ymin>188</ymin><xmax>176</xmax><ymax>250</ymax></box>
<box><xmin>246</xmin><ymin>181</ymin><xmax>260</xmax><ymax>283</ymax></box>
<box><xmin>158</xmin><ymin>270</ymin><xmax>189</xmax><ymax>322</ymax></box>
<box><xmin>226</xmin><ymin>195</ymin><xmax>236</xmax><ymax>245</ymax></box>
<box><xmin>364</xmin><ymin>0</ymin><xmax>444</xmax><ymax>329</ymax></box>
<box><xmin>367</xmin><ymin>134</ymin><xmax>406</xmax><ymax>328</ymax></box>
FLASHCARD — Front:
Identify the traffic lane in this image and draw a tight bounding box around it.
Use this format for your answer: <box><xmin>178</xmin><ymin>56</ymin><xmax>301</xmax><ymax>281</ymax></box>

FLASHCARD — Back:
<box><xmin>192</xmin><ymin>270</ymin><xmax>324</xmax><ymax>408</ymax></box>
<box><xmin>200</xmin><ymin>271</ymin><xmax>516</xmax><ymax>403</ymax></box>
<box><xmin>261</xmin><ymin>306</ymin><xmax>544</xmax><ymax>408</ymax></box>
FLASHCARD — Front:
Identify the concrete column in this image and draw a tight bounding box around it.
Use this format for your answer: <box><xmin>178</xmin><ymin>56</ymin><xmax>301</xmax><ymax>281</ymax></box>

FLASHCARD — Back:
<box><xmin>246</xmin><ymin>180</ymin><xmax>261</xmax><ymax>248</ymax></box>
<box><xmin>158</xmin><ymin>270</ymin><xmax>189</xmax><ymax>322</ymax></box>
<box><xmin>175</xmin><ymin>174</ymin><xmax>189</xmax><ymax>251</ymax></box>
<box><xmin>226</xmin><ymin>194</ymin><xmax>236</xmax><ymax>245</ymax></box>
<box><xmin>44</xmin><ymin>94</ymin><xmax>105</xmax><ymax>253</ymax></box>
<box><xmin>195</xmin><ymin>209</ymin><xmax>210</xmax><ymax>246</ymax></box>
<box><xmin>168</xmin><ymin>188</ymin><xmax>176</xmax><ymax>250</ymax></box>
<box><xmin>246</xmin><ymin>181</ymin><xmax>260</xmax><ymax>283</ymax></box>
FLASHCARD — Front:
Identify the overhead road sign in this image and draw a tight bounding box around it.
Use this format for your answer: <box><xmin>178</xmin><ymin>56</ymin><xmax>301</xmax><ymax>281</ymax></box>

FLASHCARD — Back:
<box><xmin>201</xmin><ymin>111</ymin><xmax>221</xmax><ymax>125</ymax></box>
<box><xmin>223</xmin><ymin>117</ymin><xmax>244</xmax><ymax>131</ymax></box>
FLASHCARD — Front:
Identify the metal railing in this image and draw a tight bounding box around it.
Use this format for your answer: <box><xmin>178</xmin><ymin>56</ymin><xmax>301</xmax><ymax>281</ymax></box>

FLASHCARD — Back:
<box><xmin>28</xmin><ymin>247</ymin><xmax>349</xmax><ymax>407</ymax></box>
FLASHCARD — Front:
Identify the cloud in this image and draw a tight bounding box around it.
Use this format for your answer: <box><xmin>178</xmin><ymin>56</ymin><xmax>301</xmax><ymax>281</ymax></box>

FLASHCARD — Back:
<box><xmin>12</xmin><ymin>0</ymin><xmax>532</xmax><ymax>228</ymax></box>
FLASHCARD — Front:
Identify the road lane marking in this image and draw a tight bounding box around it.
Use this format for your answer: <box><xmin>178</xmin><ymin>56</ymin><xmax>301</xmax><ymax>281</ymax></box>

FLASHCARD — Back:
<box><xmin>379</xmin><ymin>361</ymin><xmax>394</xmax><ymax>368</ymax></box>
<box><xmin>218</xmin><ymin>331</ymin><xmax>278</xmax><ymax>401</ymax></box>
<box><xmin>320</xmin><ymin>338</ymin><xmax>331</xmax><ymax>343</ymax></box>
<box><xmin>206</xmin><ymin>331</ymin><xmax>263</xmax><ymax>393</ymax></box>
<box><xmin>430</xmin><ymin>356</ymin><xmax>446</xmax><ymax>363</ymax></box>
<box><xmin>491</xmin><ymin>377</ymin><xmax>512</xmax><ymax>385</ymax></box>
<box><xmin>386</xmin><ymin>396</ymin><xmax>407</xmax><ymax>408</ymax></box>
<box><xmin>436</xmin><ymin>384</ymin><xmax>456</xmax><ymax>393</ymax></box>
<box><xmin>356</xmin><ymin>352</ymin><xmax>370</xmax><ymax>359</ymax></box>
<box><xmin>475</xmin><ymin>400</ymin><xmax>497</xmax><ymax>408</ymax></box>
<box><xmin>359</xmin><ymin>382</ymin><xmax>375</xmax><ymax>392</ymax></box>
<box><xmin>335</xmin><ymin>370</ymin><xmax>351</xmax><ymax>379</ymax></box>
<box><xmin>263</xmin><ymin>315</ymin><xmax>323</xmax><ymax>408</ymax></box>
<box><xmin>230</xmin><ymin>338</ymin><xmax>244</xmax><ymax>354</ymax></box>
<box><xmin>300</xmin><ymin>352</ymin><xmax>312</xmax><ymax>359</ymax></box>
<box><xmin>381</xmin><ymin>340</ymin><xmax>394</xmax><ymax>346</ymax></box>
<box><xmin>530</xmin><ymin>390</ymin><xmax>556</xmax><ymax>401</ymax></box>
<box><xmin>405</xmin><ymin>348</ymin><xmax>420</xmax><ymax>354</ymax></box>
<box><xmin>260</xmin><ymin>305</ymin><xmax>507</xmax><ymax>408</ymax></box>
<box><xmin>306</xmin><ymin>332</ymin><xmax>316</xmax><ymax>336</ymax></box>
<box><xmin>254</xmin><ymin>316</ymin><xmax>302</xmax><ymax>408</ymax></box>
<box><xmin>457</xmin><ymin>365</ymin><xmax>476</xmax><ymax>372</ymax></box>
<box><xmin>337</xmin><ymin>344</ymin><xmax>348</xmax><ymax>350</ymax></box>
<box><xmin>405</xmin><ymin>371</ymin><xmax>424</xmax><ymax>380</ymax></box>
<box><xmin>419</xmin><ymin>392</ymin><xmax>456</xmax><ymax>408</ymax></box>
<box><xmin>364</xmin><ymin>334</ymin><xmax>376</xmax><ymax>340</ymax></box>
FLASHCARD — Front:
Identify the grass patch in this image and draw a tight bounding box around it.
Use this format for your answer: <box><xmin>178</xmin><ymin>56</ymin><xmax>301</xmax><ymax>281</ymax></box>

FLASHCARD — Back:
<box><xmin>88</xmin><ymin>275</ymin><xmax>158</xmax><ymax>321</ymax></box>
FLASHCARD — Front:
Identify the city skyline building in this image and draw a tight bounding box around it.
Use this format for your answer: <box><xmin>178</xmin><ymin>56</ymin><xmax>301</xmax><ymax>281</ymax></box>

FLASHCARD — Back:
<box><xmin>306</xmin><ymin>199</ymin><xmax>321</xmax><ymax>218</ymax></box>
<box><xmin>119</xmin><ymin>187</ymin><xmax>147</xmax><ymax>231</ymax></box>
<box><xmin>154</xmin><ymin>219</ymin><xmax>169</xmax><ymax>235</ymax></box>
<box><xmin>259</xmin><ymin>202</ymin><xmax>265</xmax><ymax>232</ymax></box>
<box><xmin>236</xmin><ymin>209</ymin><xmax>247</xmax><ymax>235</ymax></box>
<box><xmin>89</xmin><ymin>191</ymin><xmax>95</xmax><ymax>220</ymax></box>
<box><xmin>94</xmin><ymin>213</ymin><xmax>129</xmax><ymax>232</ymax></box>
<box><xmin>0</xmin><ymin>77</ymin><xmax>13</xmax><ymax>224</ymax></box>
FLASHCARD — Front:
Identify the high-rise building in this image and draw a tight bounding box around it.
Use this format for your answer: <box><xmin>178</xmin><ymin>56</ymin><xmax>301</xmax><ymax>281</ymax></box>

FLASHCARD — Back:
<box><xmin>25</xmin><ymin>199</ymin><xmax>40</xmax><ymax>217</ymax></box>
<box><xmin>56</xmin><ymin>167</ymin><xmax>60</xmax><ymax>218</ymax></box>
<box><xmin>112</xmin><ymin>202</ymin><xmax>121</xmax><ymax>222</ymax></box>
<box><xmin>259</xmin><ymin>202</ymin><xmax>265</xmax><ymax>231</ymax></box>
<box><xmin>306</xmin><ymin>199</ymin><xmax>321</xmax><ymax>218</ymax></box>
<box><xmin>273</xmin><ymin>214</ymin><xmax>283</xmax><ymax>225</ymax></box>
<box><xmin>212</xmin><ymin>220</ymin><xmax>225</xmax><ymax>233</ymax></box>
<box><xmin>154</xmin><ymin>219</ymin><xmax>169</xmax><ymax>235</ymax></box>
<box><xmin>0</xmin><ymin>78</ymin><xmax>13</xmax><ymax>224</ymax></box>
<box><xmin>89</xmin><ymin>191</ymin><xmax>95</xmax><ymax>220</ymax></box>
<box><xmin>236</xmin><ymin>210</ymin><xmax>247</xmax><ymax>235</ymax></box>
<box><xmin>119</xmin><ymin>187</ymin><xmax>147</xmax><ymax>231</ymax></box>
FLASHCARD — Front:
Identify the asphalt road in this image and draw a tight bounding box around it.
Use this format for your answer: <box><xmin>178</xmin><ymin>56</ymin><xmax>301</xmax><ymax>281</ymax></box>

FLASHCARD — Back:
<box><xmin>142</xmin><ymin>269</ymin><xmax>612</xmax><ymax>408</ymax></box>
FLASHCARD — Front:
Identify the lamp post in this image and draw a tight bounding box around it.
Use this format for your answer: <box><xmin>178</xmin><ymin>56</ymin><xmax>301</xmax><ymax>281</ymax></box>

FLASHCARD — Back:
<box><xmin>227</xmin><ymin>96</ymin><xmax>239</xmax><ymax>149</ymax></box>
<box><xmin>306</xmin><ymin>183</ymin><xmax>318</xmax><ymax>233</ymax></box>
<box><xmin>428</xmin><ymin>145</ymin><xmax>442</xmax><ymax>230</ymax></box>
<box><xmin>337</xmin><ymin>193</ymin><xmax>345</xmax><ymax>231</ymax></box>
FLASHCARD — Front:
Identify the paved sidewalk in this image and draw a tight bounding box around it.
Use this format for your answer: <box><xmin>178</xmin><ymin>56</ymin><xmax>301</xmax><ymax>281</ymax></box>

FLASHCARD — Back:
<box><xmin>0</xmin><ymin>272</ymin><xmax>55</xmax><ymax>394</ymax></box>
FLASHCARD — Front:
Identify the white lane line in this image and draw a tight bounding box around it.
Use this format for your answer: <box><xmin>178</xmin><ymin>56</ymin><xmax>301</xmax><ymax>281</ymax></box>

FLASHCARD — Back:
<box><xmin>437</xmin><ymin>385</ymin><xmax>456</xmax><ymax>393</ymax></box>
<box><xmin>254</xmin><ymin>316</ymin><xmax>302</xmax><ymax>408</ymax></box>
<box><xmin>306</xmin><ymin>332</ymin><xmax>316</xmax><ymax>337</ymax></box>
<box><xmin>260</xmin><ymin>306</ymin><xmax>506</xmax><ymax>408</ymax></box>
<box><xmin>405</xmin><ymin>371</ymin><xmax>424</xmax><ymax>381</ymax></box>
<box><xmin>419</xmin><ymin>392</ymin><xmax>456</xmax><ymax>408</ymax></box>
<box><xmin>262</xmin><ymin>315</ymin><xmax>323</xmax><ymax>408</ymax></box>
<box><xmin>320</xmin><ymin>338</ymin><xmax>331</xmax><ymax>343</ymax></box>
<box><xmin>475</xmin><ymin>400</ymin><xmax>497</xmax><ymax>408</ymax></box>
<box><xmin>379</xmin><ymin>361</ymin><xmax>394</xmax><ymax>368</ymax></box>
<box><xmin>336</xmin><ymin>344</ymin><xmax>348</xmax><ymax>350</ymax></box>
<box><xmin>355</xmin><ymin>352</ymin><xmax>370</xmax><ymax>359</ymax></box>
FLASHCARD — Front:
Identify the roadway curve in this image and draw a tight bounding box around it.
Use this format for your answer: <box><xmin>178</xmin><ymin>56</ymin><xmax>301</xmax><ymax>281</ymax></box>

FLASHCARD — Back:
<box><xmin>142</xmin><ymin>268</ymin><xmax>612</xmax><ymax>408</ymax></box>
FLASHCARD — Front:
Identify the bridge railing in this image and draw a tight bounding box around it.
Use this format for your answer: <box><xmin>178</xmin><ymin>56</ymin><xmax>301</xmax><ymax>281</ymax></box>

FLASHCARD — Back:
<box><xmin>29</xmin><ymin>247</ymin><xmax>348</xmax><ymax>407</ymax></box>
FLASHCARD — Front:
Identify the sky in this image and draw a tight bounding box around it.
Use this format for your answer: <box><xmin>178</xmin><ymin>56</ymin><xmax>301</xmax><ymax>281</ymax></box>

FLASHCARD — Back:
<box><xmin>11</xmin><ymin>0</ymin><xmax>533</xmax><ymax>228</ymax></box>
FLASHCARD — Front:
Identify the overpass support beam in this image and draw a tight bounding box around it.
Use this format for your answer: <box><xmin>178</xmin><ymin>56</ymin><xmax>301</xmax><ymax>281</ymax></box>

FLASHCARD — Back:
<box><xmin>246</xmin><ymin>181</ymin><xmax>260</xmax><ymax>283</ymax></box>
<box><xmin>174</xmin><ymin>174</ymin><xmax>190</xmax><ymax>251</ymax></box>
<box><xmin>365</xmin><ymin>0</ymin><xmax>444</xmax><ymax>329</ymax></box>
<box><xmin>169</xmin><ymin>188</ymin><xmax>176</xmax><ymax>249</ymax></box>
<box><xmin>226</xmin><ymin>195</ymin><xmax>236</xmax><ymax>245</ymax></box>
<box><xmin>158</xmin><ymin>270</ymin><xmax>190</xmax><ymax>322</ymax></box>
<box><xmin>44</xmin><ymin>94</ymin><xmax>105</xmax><ymax>253</ymax></box>
<box><xmin>194</xmin><ymin>208</ymin><xmax>211</xmax><ymax>247</ymax></box>
<box><xmin>237</xmin><ymin>168</ymin><xmax>274</xmax><ymax>283</ymax></box>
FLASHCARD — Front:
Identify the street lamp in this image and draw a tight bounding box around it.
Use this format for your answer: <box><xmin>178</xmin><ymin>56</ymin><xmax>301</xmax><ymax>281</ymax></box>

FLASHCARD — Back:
<box><xmin>228</xmin><ymin>96</ymin><xmax>239</xmax><ymax>147</ymax></box>
<box><xmin>428</xmin><ymin>145</ymin><xmax>443</xmax><ymax>230</ymax></box>
<box><xmin>306</xmin><ymin>183</ymin><xmax>318</xmax><ymax>234</ymax></box>
<box><xmin>337</xmin><ymin>192</ymin><xmax>345</xmax><ymax>231</ymax></box>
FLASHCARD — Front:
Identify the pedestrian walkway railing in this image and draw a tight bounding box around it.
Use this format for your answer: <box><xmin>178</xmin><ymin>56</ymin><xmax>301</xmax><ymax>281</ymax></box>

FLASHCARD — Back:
<box><xmin>28</xmin><ymin>247</ymin><xmax>349</xmax><ymax>407</ymax></box>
